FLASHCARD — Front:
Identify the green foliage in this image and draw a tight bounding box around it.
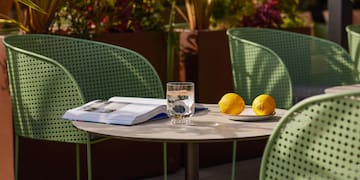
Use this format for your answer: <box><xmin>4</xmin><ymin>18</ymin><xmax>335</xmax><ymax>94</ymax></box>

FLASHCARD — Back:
<box><xmin>0</xmin><ymin>0</ymin><xmax>61</xmax><ymax>33</ymax></box>
<box><xmin>278</xmin><ymin>0</ymin><xmax>306</xmax><ymax>28</ymax></box>
<box><xmin>183</xmin><ymin>0</ymin><xmax>211</xmax><ymax>30</ymax></box>
<box><xmin>51</xmin><ymin>0</ymin><xmax>166</xmax><ymax>38</ymax></box>
<box><xmin>209</xmin><ymin>0</ymin><xmax>255</xmax><ymax>29</ymax></box>
<box><xmin>181</xmin><ymin>0</ymin><xmax>306</xmax><ymax>30</ymax></box>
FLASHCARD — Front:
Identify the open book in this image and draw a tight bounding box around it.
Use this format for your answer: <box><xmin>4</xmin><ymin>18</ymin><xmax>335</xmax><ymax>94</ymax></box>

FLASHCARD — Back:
<box><xmin>62</xmin><ymin>97</ymin><xmax>206</xmax><ymax>125</ymax></box>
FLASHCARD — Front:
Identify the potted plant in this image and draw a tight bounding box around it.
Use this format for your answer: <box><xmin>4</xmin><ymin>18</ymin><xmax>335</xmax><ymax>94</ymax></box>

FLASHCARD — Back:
<box><xmin>173</xmin><ymin>0</ymin><xmax>253</xmax><ymax>103</ymax></box>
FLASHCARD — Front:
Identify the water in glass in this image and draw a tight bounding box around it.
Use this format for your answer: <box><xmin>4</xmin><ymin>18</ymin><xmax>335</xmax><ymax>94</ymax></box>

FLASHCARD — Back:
<box><xmin>166</xmin><ymin>82</ymin><xmax>195</xmax><ymax>125</ymax></box>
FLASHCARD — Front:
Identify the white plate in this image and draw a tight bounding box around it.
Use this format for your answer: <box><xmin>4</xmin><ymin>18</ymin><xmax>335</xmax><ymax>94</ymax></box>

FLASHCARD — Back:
<box><xmin>226</xmin><ymin>108</ymin><xmax>276</xmax><ymax>121</ymax></box>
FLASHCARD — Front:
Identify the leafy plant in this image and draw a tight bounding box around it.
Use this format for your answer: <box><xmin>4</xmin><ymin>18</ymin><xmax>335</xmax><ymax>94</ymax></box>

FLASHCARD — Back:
<box><xmin>277</xmin><ymin>0</ymin><xmax>306</xmax><ymax>28</ymax></box>
<box><xmin>24</xmin><ymin>0</ymin><xmax>62</xmax><ymax>33</ymax></box>
<box><xmin>241</xmin><ymin>0</ymin><xmax>305</xmax><ymax>28</ymax></box>
<box><xmin>209</xmin><ymin>0</ymin><xmax>255</xmax><ymax>29</ymax></box>
<box><xmin>51</xmin><ymin>0</ymin><xmax>166</xmax><ymax>38</ymax></box>
<box><xmin>180</xmin><ymin>0</ymin><xmax>305</xmax><ymax>30</ymax></box>
<box><xmin>183</xmin><ymin>0</ymin><xmax>211</xmax><ymax>30</ymax></box>
<box><xmin>167</xmin><ymin>0</ymin><xmax>177</xmax><ymax>81</ymax></box>
<box><xmin>242</xmin><ymin>0</ymin><xmax>283</xmax><ymax>28</ymax></box>
<box><xmin>0</xmin><ymin>0</ymin><xmax>62</xmax><ymax>33</ymax></box>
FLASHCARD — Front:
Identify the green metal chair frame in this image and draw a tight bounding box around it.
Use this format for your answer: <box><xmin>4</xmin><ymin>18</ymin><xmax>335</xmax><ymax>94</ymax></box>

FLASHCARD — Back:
<box><xmin>346</xmin><ymin>24</ymin><xmax>360</xmax><ymax>73</ymax></box>
<box><xmin>260</xmin><ymin>90</ymin><xmax>360</xmax><ymax>179</ymax></box>
<box><xmin>227</xmin><ymin>27</ymin><xmax>359</xmax><ymax>105</ymax></box>
<box><xmin>3</xmin><ymin>34</ymin><xmax>164</xmax><ymax>180</ymax></box>
<box><xmin>227</xmin><ymin>29</ymin><xmax>293</xmax><ymax>109</ymax></box>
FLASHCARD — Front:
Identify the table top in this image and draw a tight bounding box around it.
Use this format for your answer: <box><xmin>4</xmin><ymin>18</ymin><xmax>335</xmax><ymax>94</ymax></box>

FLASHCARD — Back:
<box><xmin>72</xmin><ymin>104</ymin><xmax>287</xmax><ymax>143</ymax></box>
<box><xmin>324</xmin><ymin>84</ymin><xmax>360</xmax><ymax>94</ymax></box>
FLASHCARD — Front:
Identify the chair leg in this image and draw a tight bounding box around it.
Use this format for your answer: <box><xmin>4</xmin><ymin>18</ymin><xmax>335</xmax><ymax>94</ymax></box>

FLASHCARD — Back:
<box><xmin>163</xmin><ymin>142</ymin><xmax>167</xmax><ymax>180</ymax></box>
<box><xmin>76</xmin><ymin>144</ymin><xmax>80</xmax><ymax>180</ymax></box>
<box><xmin>15</xmin><ymin>135</ymin><xmax>19</xmax><ymax>180</ymax></box>
<box><xmin>231</xmin><ymin>140</ymin><xmax>237</xmax><ymax>180</ymax></box>
<box><xmin>87</xmin><ymin>134</ymin><xmax>92</xmax><ymax>180</ymax></box>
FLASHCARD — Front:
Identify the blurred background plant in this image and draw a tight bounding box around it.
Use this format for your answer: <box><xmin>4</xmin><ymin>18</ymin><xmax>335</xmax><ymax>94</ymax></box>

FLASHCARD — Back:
<box><xmin>241</xmin><ymin>0</ymin><xmax>283</xmax><ymax>28</ymax></box>
<box><xmin>277</xmin><ymin>0</ymin><xmax>307</xmax><ymax>28</ymax></box>
<box><xmin>51</xmin><ymin>0</ymin><xmax>166</xmax><ymax>38</ymax></box>
<box><xmin>0</xmin><ymin>0</ymin><xmax>62</xmax><ymax>34</ymax></box>
<box><xmin>0</xmin><ymin>0</ymin><xmax>307</xmax><ymax>36</ymax></box>
<box><xmin>177</xmin><ymin>0</ymin><xmax>306</xmax><ymax>30</ymax></box>
<box><xmin>209</xmin><ymin>0</ymin><xmax>255</xmax><ymax>29</ymax></box>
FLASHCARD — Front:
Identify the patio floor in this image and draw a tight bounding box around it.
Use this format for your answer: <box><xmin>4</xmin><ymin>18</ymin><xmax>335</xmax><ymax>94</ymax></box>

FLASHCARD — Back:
<box><xmin>142</xmin><ymin>157</ymin><xmax>261</xmax><ymax>180</ymax></box>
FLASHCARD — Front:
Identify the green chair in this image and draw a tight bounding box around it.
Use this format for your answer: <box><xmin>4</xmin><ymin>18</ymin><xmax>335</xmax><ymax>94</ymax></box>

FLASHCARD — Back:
<box><xmin>3</xmin><ymin>34</ymin><xmax>164</xmax><ymax>180</ymax></box>
<box><xmin>227</xmin><ymin>29</ymin><xmax>293</xmax><ymax>109</ymax></box>
<box><xmin>227</xmin><ymin>27</ymin><xmax>359</xmax><ymax>105</ymax></box>
<box><xmin>346</xmin><ymin>24</ymin><xmax>360</xmax><ymax>72</ymax></box>
<box><xmin>260</xmin><ymin>90</ymin><xmax>360</xmax><ymax>179</ymax></box>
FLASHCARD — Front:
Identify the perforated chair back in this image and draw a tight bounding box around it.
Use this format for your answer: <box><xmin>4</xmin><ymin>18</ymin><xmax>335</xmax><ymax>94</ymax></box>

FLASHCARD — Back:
<box><xmin>3</xmin><ymin>34</ymin><xmax>164</xmax><ymax>144</ymax></box>
<box><xmin>228</xmin><ymin>27</ymin><xmax>358</xmax><ymax>86</ymax></box>
<box><xmin>260</xmin><ymin>90</ymin><xmax>360</xmax><ymax>179</ymax></box>
<box><xmin>227</xmin><ymin>29</ymin><xmax>293</xmax><ymax>109</ymax></box>
<box><xmin>346</xmin><ymin>24</ymin><xmax>360</xmax><ymax>72</ymax></box>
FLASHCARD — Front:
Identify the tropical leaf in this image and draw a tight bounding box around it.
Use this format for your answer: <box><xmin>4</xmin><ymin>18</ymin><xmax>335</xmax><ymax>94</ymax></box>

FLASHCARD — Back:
<box><xmin>16</xmin><ymin>0</ymin><xmax>47</xmax><ymax>14</ymax></box>
<box><xmin>0</xmin><ymin>0</ymin><xmax>54</xmax><ymax>33</ymax></box>
<box><xmin>26</xmin><ymin>0</ymin><xmax>62</xmax><ymax>33</ymax></box>
<box><xmin>0</xmin><ymin>18</ymin><xmax>29</xmax><ymax>32</ymax></box>
<box><xmin>184</xmin><ymin>0</ymin><xmax>211</xmax><ymax>30</ymax></box>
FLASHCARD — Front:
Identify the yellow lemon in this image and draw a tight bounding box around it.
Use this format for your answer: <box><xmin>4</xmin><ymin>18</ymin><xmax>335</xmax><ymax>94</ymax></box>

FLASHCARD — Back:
<box><xmin>252</xmin><ymin>94</ymin><xmax>276</xmax><ymax>116</ymax></box>
<box><xmin>218</xmin><ymin>93</ymin><xmax>245</xmax><ymax>115</ymax></box>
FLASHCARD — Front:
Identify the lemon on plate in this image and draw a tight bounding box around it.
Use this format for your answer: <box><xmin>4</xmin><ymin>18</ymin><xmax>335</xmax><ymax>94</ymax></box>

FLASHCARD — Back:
<box><xmin>218</xmin><ymin>93</ymin><xmax>245</xmax><ymax>115</ymax></box>
<box><xmin>252</xmin><ymin>94</ymin><xmax>276</xmax><ymax>116</ymax></box>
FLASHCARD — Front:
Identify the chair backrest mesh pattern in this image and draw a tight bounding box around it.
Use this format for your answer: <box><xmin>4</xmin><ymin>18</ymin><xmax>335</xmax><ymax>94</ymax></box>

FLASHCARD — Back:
<box><xmin>260</xmin><ymin>91</ymin><xmax>360</xmax><ymax>179</ymax></box>
<box><xmin>3</xmin><ymin>34</ymin><xmax>164</xmax><ymax>143</ymax></box>
<box><xmin>227</xmin><ymin>29</ymin><xmax>293</xmax><ymax>109</ymax></box>
<box><xmin>228</xmin><ymin>27</ymin><xmax>358</xmax><ymax>86</ymax></box>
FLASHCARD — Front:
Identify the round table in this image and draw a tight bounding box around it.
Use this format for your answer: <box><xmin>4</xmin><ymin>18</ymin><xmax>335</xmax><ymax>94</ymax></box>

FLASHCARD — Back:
<box><xmin>72</xmin><ymin>104</ymin><xmax>287</xmax><ymax>180</ymax></box>
<box><xmin>324</xmin><ymin>84</ymin><xmax>360</xmax><ymax>94</ymax></box>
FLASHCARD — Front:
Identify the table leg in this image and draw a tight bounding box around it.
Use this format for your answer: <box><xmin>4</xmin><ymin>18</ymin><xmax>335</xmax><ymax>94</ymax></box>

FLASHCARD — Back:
<box><xmin>231</xmin><ymin>140</ymin><xmax>237</xmax><ymax>180</ymax></box>
<box><xmin>163</xmin><ymin>142</ymin><xmax>168</xmax><ymax>180</ymax></box>
<box><xmin>185</xmin><ymin>143</ymin><xmax>199</xmax><ymax>180</ymax></box>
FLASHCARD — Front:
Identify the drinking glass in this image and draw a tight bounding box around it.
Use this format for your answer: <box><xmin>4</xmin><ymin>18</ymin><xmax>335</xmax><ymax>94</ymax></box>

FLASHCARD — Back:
<box><xmin>166</xmin><ymin>82</ymin><xmax>195</xmax><ymax>125</ymax></box>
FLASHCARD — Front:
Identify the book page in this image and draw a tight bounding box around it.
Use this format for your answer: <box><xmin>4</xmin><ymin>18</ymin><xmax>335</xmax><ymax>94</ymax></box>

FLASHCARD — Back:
<box><xmin>63</xmin><ymin>99</ymin><xmax>166</xmax><ymax>125</ymax></box>
<box><xmin>108</xmin><ymin>97</ymin><xmax>166</xmax><ymax>105</ymax></box>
